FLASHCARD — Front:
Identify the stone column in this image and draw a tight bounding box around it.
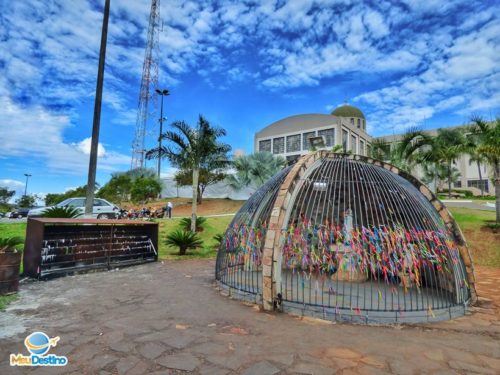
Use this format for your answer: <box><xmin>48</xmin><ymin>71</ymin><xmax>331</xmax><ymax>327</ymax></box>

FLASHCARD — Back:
<box><xmin>261</xmin><ymin>151</ymin><xmax>325</xmax><ymax>311</ymax></box>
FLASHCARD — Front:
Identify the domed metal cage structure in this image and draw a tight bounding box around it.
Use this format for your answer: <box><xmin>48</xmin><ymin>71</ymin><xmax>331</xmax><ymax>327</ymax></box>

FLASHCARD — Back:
<box><xmin>216</xmin><ymin>152</ymin><xmax>477</xmax><ymax>324</ymax></box>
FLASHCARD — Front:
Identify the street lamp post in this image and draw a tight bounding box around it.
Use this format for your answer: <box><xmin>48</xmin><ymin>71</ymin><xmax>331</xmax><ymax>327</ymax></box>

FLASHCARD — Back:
<box><xmin>84</xmin><ymin>0</ymin><xmax>111</xmax><ymax>217</ymax></box>
<box><xmin>24</xmin><ymin>173</ymin><xmax>32</xmax><ymax>196</ymax></box>
<box><xmin>155</xmin><ymin>88</ymin><xmax>170</xmax><ymax>179</ymax></box>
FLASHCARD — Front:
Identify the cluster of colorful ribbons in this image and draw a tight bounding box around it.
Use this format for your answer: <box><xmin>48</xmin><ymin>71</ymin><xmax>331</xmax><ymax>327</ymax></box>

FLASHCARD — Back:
<box><xmin>223</xmin><ymin>223</ymin><xmax>267</xmax><ymax>270</ymax></box>
<box><xmin>281</xmin><ymin>220</ymin><xmax>460</xmax><ymax>286</ymax></box>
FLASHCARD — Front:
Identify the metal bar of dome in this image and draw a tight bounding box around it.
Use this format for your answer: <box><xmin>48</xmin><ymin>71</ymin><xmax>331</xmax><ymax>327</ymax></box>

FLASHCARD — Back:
<box><xmin>383</xmin><ymin>170</ymin><xmax>449</xmax><ymax>312</ymax></box>
<box><xmin>365</xmin><ymin>162</ymin><xmax>402</xmax><ymax>312</ymax></box>
<box><xmin>364</xmin><ymin>164</ymin><xmax>393</xmax><ymax>310</ymax></box>
<box><xmin>217</xmin><ymin>154</ymin><xmax>471</xmax><ymax>323</ymax></box>
<box><xmin>383</xmin><ymin>173</ymin><xmax>460</xmax><ymax>309</ymax></box>
<box><xmin>320</xmin><ymin>158</ymin><xmax>337</xmax><ymax>308</ymax></box>
<box><xmin>327</xmin><ymin>157</ymin><xmax>342</xmax><ymax>310</ymax></box>
<box><xmin>352</xmin><ymin>159</ymin><xmax>365</xmax><ymax>313</ymax></box>
<box><xmin>365</xmin><ymin>162</ymin><xmax>420</xmax><ymax>312</ymax></box>
<box><xmin>370</xmin><ymin>164</ymin><xmax>443</xmax><ymax>311</ymax></box>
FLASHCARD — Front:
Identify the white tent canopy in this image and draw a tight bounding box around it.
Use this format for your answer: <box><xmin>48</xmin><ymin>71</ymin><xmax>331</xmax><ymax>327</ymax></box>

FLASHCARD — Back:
<box><xmin>160</xmin><ymin>177</ymin><xmax>256</xmax><ymax>201</ymax></box>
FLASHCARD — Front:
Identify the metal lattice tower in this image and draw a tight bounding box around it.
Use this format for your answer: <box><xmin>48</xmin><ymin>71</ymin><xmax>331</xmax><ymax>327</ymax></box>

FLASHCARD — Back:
<box><xmin>131</xmin><ymin>0</ymin><xmax>161</xmax><ymax>170</ymax></box>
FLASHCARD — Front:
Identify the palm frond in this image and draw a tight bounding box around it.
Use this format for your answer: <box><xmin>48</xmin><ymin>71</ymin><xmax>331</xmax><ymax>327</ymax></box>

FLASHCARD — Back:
<box><xmin>171</xmin><ymin>121</ymin><xmax>194</xmax><ymax>145</ymax></box>
<box><xmin>42</xmin><ymin>206</ymin><xmax>81</xmax><ymax>218</ymax></box>
<box><xmin>0</xmin><ymin>236</ymin><xmax>24</xmax><ymax>252</ymax></box>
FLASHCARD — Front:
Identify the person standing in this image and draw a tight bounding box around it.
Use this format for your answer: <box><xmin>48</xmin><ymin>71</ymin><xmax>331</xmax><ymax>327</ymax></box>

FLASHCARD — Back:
<box><xmin>165</xmin><ymin>201</ymin><xmax>173</xmax><ymax>218</ymax></box>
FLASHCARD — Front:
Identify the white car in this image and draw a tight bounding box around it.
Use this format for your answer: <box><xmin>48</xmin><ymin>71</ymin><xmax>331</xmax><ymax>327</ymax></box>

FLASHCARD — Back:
<box><xmin>28</xmin><ymin>197</ymin><xmax>119</xmax><ymax>219</ymax></box>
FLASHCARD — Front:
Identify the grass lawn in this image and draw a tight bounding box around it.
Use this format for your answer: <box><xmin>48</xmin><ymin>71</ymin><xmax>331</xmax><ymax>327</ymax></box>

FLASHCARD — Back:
<box><xmin>0</xmin><ymin>223</ymin><xmax>26</xmax><ymax>251</ymax></box>
<box><xmin>0</xmin><ymin>294</ymin><xmax>17</xmax><ymax>311</ymax></box>
<box><xmin>0</xmin><ymin>207</ymin><xmax>497</xmax><ymax>267</ymax></box>
<box><xmin>157</xmin><ymin>216</ymin><xmax>233</xmax><ymax>260</ymax></box>
<box><xmin>448</xmin><ymin>207</ymin><xmax>499</xmax><ymax>267</ymax></box>
<box><xmin>0</xmin><ymin>216</ymin><xmax>234</xmax><ymax>262</ymax></box>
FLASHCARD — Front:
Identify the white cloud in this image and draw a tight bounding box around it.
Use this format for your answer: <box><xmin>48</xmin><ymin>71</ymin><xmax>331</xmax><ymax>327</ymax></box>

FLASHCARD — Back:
<box><xmin>354</xmin><ymin>16</ymin><xmax>500</xmax><ymax>133</ymax></box>
<box><xmin>0</xmin><ymin>179</ymin><xmax>25</xmax><ymax>202</ymax></box>
<box><xmin>74</xmin><ymin>138</ymin><xmax>106</xmax><ymax>157</ymax></box>
<box><xmin>0</xmin><ymin>179</ymin><xmax>24</xmax><ymax>193</ymax></box>
<box><xmin>363</xmin><ymin>9</ymin><xmax>389</xmax><ymax>38</ymax></box>
<box><xmin>0</xmin><ymin>97</ymin><xmax>130</xmax><ymax>174</ymax></box>
<box><xmin>0</xmin><ymin>0</ymin><xmax>498</xmax><ymax>149</ymax></box>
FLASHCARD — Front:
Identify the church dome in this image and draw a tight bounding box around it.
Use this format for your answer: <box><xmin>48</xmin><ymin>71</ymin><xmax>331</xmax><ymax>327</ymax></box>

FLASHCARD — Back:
<box><xmin>332</xmin><ymin>104</ymin><xmax>365</xmax><ymax>119</ymax></box>
<box><xmin>216</xmin><ymin>152</ymin><xmax>476</xmax><ymax>324</ymax></box>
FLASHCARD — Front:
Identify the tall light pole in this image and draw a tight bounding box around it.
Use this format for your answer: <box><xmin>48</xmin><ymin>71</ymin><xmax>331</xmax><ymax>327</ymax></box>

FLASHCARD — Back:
<box><xmin>155</xmin><ymin>88</ymin><xmax>170</xmax><ymax>179</ymax></box>
<box><xmin>24</xmin><ymin>173</ymin><xmax>32</xmax><ymax>196</ymax></box>
<box><xmin>85</xmin><ymin>0</ymin><xmax>110</xmax><ymax>216</ymax></box>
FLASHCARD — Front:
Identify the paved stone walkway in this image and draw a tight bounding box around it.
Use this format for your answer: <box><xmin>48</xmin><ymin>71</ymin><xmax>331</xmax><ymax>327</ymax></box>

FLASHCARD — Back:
<box><xmin>1</xmin><ymin>260</ymin><xmax>499</xmax><ymax>374</ymax></box>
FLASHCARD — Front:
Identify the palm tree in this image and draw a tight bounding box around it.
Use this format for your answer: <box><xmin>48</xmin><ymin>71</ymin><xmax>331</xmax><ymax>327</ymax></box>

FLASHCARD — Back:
<box><xmin>226</xmin><ymin>152</ymin><xmax>287</xmax><ymax>190</ymax></box>
<box><xmin>391</xmin><ymin>128</ymin><xmax>433</xmax><ymax>174</ymax></box>
<box><xmin>369</xmin><ymin>138</ymin><xmax>391</xmax><ymax>161</ymax></box>
<box><xmin>467</xmin><ymin>150</ymin><xmax>487</xmax><ymax>197</ymax></box>
<box><xmin>469</xmin><ymin>117</ymin><xmax>500</xmax><ymax>223</ymax></box>
<box><xmin>421</xmin><ymin>163</ymin><xmax>451</xmax><ymax>192</ymax></box>
<box><xmin>146</xmin><ymin>116</ymin><xmax>231</xmax><ymax>232</ymax></box>
<box><xmin>423</xmin><ymin>128</ymin><xmax>466</xmax><ymax>198</ymax></box>
<box><xmin>369</xmin><ymin>128</ymin><xmax>433</xmax><ymax>175</ymax></box>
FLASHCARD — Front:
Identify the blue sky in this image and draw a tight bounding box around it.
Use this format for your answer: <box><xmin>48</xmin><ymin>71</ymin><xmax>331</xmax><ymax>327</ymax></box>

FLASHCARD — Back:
<box><xmin>0</xmin><ymin>0</ymin><xmax>499</xmax><ymax>200</ymax></box>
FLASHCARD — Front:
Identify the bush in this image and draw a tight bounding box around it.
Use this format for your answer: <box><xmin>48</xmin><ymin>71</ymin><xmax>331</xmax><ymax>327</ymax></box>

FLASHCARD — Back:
<box><xmin>474</xmin><ymin>196</ymin><xmax>496</xmax><ymax>201</ymax></box>
<box><xmin>0</xmin><ymin>236</ymin><xmax>24</xmax><ymax>252</ymax></box>
<box><xmin>41</xmin><ymin>206</ymin><xmax>81</xmax><ymax>218</ymax></box>
<box><xmin>179</xmin><ymin>217</ymin><xmax>207</xmax><ymax>232</ymax></box>
<box><xmin>213</xmin><ymin>233</ymin><xmax>224</xmax><ymax>248</ymax></box>
<box><xmin>454</xmin><ymin>189</ymin><xmax>474</xmax><ymax>198</ymax></box>
<box><xmin>165</xmin><ymin>230</ymin><xmax>203</xmax><ymax>255</ymax></box>
<box><xmin>437</xmin><ymin>189</ymin><xmax>474</xmax><ymax>198</ymax></box>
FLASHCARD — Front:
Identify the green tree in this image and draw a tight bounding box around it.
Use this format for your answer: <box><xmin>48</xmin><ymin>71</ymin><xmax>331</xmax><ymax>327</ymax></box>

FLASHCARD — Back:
<box><xmin>369</xmin><ymin>128</ymin><xmax>433</xmax><ymax>175</ymax></box>
<box><xmin>97</xmin><ymin>174</ymin><xmax>132</xmax><ymax>203</ymax></box>
<box><xmin>45</xmin><ymin>185</ymin><xmax>99</xmax><ymax>206</ymax></box>
<box><xmin>146</xmin><ymin>116</ymin><xmax>231</xmax><ymax>232</ymax></box>
<box><xmin>96</xmin><ymin>168</ymin><xmax>156</xmax><ymax>204</ymax></box>
<box><xmin>130</xmin><ymin>177</ymin><xmax>162</xmax><ymax>204</ymax></box>
<box><xmin>0</xmin><ymin>187</ymin><xmax>15</xmax><ymax>205</ymax></box>
<box><xmin>469</xmin><ymin>117</ymin><xmax>500</xmax><ymax>223</ymax></box>
<box><xmin>369</xmin><ymin>138</ymin><xmax>391</xmax><ymax>161</ymax></box>
<box><xmin>124</xmin><ymin>167</ymin><xmax>157</xmax><ymax>180</ymax></box>
<box><xmin>174</xmin><ymin>168</ymin><xmax>226</xmax><ymax>204</ymax></box>
<box><xmin>16</xmin><ymin>194</ymin><xmax>37</xmax><ymax>208</ymax></box>
<box><xmin>426</xmin><ymin>128</ymin><xmax>467</xmax><ymax>198</ymax></box>
<box><xmin>226</xmin><ymin>152</ymin><xmax>287</xmax><ymax>190</ymax></box>
<box><xmin>463</xmin><ymin>133</ymin><xmax>488</xmax><ymax>197</ymax></box>
<box><xmin>421</xmin><ymin>164</ymin><xmax>450</xmax><ymax>191</ymax></box>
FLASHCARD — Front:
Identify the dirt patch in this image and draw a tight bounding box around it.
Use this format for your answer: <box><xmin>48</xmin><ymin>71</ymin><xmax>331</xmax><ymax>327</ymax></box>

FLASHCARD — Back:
<box><xmin>462</xmin><ymin>228</ymin><xmax>500</xmax><ymax>267</ymax></box>
<box><xmin>122</xmin><ymin>198</ymin><xmax>244</xmax><ymax>217</ymax></box>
